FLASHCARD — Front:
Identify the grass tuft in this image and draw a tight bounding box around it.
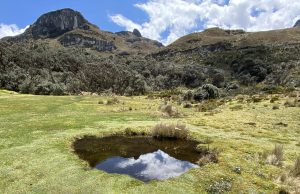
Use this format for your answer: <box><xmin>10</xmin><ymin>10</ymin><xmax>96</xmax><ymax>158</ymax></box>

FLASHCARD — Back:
<box><xmin>159</xmin><ymin>103</ymin><xmax>179</xmax><ymax>117</ymax></box>
<box><xmin>284</xmin><ymin>97</ymin><xmax>299</xmax><ymax>107</ymax></box>
<box><xmin>105</xmin><ymin>97</ymin><xmax>120</xmax><ymax>105</ymax></box>
<box><xmin>152</xmin><ymin>123</ymin><xmax>188</xmax><ymax>139</ymax></box>
<box><xmin>264</xmin><ymin>144</ymin><xmax>284</xmax><ymax>166</ymax></box>
<box><xmin>291</xmin><ymin>156</ymin><xmax>300</xmax><ymax>177</ymax></box>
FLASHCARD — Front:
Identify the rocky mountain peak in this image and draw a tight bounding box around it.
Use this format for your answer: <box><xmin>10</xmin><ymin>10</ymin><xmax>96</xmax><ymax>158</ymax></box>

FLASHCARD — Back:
<box><xmin>133</xmin><ymin>29</ymin><xmax>142</xmax><ymax>37</ymax></box>
<box><xmin>294</xmin><ymin>19</ymin><xmax>300</xmax><ymax>27</ymax></box>
<box><xmin>28</xmin><ymin>8</ymin><xmax>92</xmax><ymax>38</ymax></box>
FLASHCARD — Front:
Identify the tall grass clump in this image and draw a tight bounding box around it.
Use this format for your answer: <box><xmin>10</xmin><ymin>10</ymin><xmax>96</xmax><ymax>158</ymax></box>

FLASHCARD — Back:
<box><xmin>158</xmin><ymin>103</ymin><xmax>179</xmax><ymax>117</ymax></box>
<box><xmin>152</xmin><ymin>123</ymin><xmax>189</xmax><ymax>139</ymax></box>
<box><xmin>291</xmin><ymin>156</ymin><xmax>300</xmax><ymax>177</ymax></box>
<box><xmin>284</xmin><ymin>97</ymin><xmax>299</xmax><ymax>107</ymax></box>
<box><xmin>264</xmin><ymin>144</ymin><xmax>284</xmax><ymax>166</ymax></box>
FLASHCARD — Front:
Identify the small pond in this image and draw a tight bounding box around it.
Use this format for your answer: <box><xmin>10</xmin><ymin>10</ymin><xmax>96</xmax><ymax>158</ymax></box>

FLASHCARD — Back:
<box><xmin>73</xmin><ymin>136</ymin><xmax>209</xmax><ymax>182</ymax></box>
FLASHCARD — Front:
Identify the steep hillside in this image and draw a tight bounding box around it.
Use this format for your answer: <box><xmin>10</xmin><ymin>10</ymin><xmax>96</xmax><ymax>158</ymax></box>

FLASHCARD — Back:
<box><xmin>154</xmin><ymin>27</ymin><xmax>300</xmax><ymax>89</ymax></box>
<box><xmin>0</xmin><ymin>8</ymin><xmax>299</xmax><ymax>96</ymax></box>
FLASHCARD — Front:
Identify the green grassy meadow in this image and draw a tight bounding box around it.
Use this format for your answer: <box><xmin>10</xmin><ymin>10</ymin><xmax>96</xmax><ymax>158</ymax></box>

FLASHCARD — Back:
<box><xmin>0</xmin><ymin>90</ymin><xmax>299</xmax><ymax>193</ymax></box>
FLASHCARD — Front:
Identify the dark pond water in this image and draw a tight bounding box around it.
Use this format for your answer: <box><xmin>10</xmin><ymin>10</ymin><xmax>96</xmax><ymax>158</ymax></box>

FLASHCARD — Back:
<box><xmin>73</xmin><ymin>136</ymin><xmax>206</xmax><ymax>182</ymax></box>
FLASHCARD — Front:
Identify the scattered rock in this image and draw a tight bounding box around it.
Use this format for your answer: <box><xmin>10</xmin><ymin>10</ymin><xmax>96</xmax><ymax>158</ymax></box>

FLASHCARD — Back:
<box><xmin>233</xmin><ymin>167</ymin><xmax>241</xmax><ymax>174</ymax></box>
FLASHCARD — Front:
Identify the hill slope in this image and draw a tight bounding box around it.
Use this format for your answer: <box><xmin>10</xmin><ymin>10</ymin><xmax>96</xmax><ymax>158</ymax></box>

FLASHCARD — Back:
<box><xmin>153</xmin><ymin>27</ymin><xmax>300</xmax><ymax>89</ymax></box>
<box><xmin>0</xmin><ymin>9</ymin><xmax>299</xmax><ymax>95</ymax></box>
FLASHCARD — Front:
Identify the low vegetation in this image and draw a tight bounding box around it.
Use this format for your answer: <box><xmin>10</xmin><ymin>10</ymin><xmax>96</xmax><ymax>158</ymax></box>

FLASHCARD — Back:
<box><xmin>0</xmin><ymin>90</ymin><xmax>299</xmax><ymax>193</ymax></box>
<box><xmin>206</xmin><ymin>177</ymin><xmax>232</xmax><ymax>194</ymax></box>
<box><xmin>196</xmin><ymin>100</ymin><xmax>224</xmax><ymax>112</ymax></box>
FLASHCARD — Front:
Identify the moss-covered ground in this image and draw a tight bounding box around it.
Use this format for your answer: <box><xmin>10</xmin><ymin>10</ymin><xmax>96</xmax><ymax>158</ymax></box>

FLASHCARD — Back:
<box><xmin>0</xmin><ymin>90</ymin><xmax>299</xmax><ymax>194</ymax></box>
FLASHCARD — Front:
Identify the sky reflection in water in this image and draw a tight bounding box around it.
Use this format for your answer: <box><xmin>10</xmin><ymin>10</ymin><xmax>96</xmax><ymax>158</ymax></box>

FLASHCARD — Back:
<box><xmin>95</xmin><ymin>150</ymin><xmax>198</xmax><ymax>182</ymax></box>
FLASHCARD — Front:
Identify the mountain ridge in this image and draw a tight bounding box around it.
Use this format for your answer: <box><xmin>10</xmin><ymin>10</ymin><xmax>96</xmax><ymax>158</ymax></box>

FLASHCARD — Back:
<box><xmin>2</xmin><ymin>8</ymin><xmax>163</xmax><ymax>55</ymax></box>
<box><xmin>0</xmin><ymin>9</ymin><xmax>299</xmax><ymax>95</ymax></box>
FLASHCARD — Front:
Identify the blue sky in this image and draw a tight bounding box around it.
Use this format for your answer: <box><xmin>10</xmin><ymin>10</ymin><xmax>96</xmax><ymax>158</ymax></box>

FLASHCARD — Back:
<box><xmin>1</xmin><ymin>0</ymin><xmax>300</xmax><ymax>44</ymax></box>
<box><xmin>0</xmin><ymin>0</ymin><xmax>148</xmax><ymax>32</ymax></box>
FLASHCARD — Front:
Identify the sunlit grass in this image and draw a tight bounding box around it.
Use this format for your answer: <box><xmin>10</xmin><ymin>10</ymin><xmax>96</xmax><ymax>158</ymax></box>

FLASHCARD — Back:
<box><xmin>0</xmin><ymin>91</ymin><xmax>299</xmax><ymax>193</ymax></box>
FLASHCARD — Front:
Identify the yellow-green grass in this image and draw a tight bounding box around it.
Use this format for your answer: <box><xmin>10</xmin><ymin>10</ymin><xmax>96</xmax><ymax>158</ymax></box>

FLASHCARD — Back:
<box><xmin>0</xmin><ymin>89</ymin><xmax>299</xmax><ymax>193</ymax></box>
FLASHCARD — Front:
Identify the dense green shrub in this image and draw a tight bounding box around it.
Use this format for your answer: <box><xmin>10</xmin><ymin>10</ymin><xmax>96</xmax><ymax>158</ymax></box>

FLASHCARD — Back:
<box><xmin>183</xmin><ymin>84</ymin><xmax>220</xmax><ymax>102</ymax></box>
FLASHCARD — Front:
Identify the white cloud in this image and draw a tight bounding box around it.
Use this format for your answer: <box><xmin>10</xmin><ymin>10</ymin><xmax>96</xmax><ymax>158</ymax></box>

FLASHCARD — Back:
<box><xmin>0</xmin><ymin>24</ymin><xmax>28</xmax><ymax>39</ymax></box>
<box><xmin>110</xmin><ymin>14</ymin><xmax>142</xmax><ymax>32</ymax></box>
<box><xmin>110</xmin><ymin>0</ymin><xmax>300</xmax><ymax>45</ymax></box>
<box><xmin>95</xmin><ymin>150</ymin><xmax>198</xmax><ymax>181</ymax></box>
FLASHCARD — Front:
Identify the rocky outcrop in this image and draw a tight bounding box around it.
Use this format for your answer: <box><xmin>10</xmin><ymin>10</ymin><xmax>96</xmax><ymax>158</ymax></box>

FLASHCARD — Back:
<box><xmin>133</xmin><ymin>29</ymin><xmax>142</xmax><ymax>37</ymax></box>
<box><xmin>115</xmin><ymin>30</ymin><xmax>164</xmax><ymax>49</ymax></box>
<box><xmin>115</xmin><ymin>29</ymin><xmax>141</xmax><ymax>38</ymax></box>
<box><xmin>59</xmin><ymin>33</ymin><xmax>115</xmax><ymax>52</ymax></box>
<box><xmin>294</xmin><ymin>20</ymin><xmax>300</xmax><ymax>27</ymax></box>
<box><xmin>29</xmin><ymin>8</ymin><xmax>92</xmax><ymax>38</ymax></box>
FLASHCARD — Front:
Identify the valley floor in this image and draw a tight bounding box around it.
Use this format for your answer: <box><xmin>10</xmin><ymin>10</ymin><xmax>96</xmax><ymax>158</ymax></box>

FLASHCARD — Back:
<box><xmin>0</xmin><ymin>90</ymin><xmax>299</xmax><ymax>194</ymax></box>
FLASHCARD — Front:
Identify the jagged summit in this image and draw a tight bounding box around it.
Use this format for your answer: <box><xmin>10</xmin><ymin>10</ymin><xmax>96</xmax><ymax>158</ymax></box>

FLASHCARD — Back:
<box><xmin>133</xmin><ymin>29</ymin><xmax>142</xmax><ymax>37</ymax></box>
<box><xmin>26</xmin><ymin>8</ymin><xmax>95</xmax><ymax>38</ymax></box>
<box><xmin>294</xmin><ymin>19</ymin><xmax>300</xmax><ymax>27</ymax></box>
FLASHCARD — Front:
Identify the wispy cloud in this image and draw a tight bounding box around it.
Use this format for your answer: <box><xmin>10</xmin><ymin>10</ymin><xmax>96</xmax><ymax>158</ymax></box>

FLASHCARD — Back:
<box><xmin>0</xmin><ymin>24</ymin><xmax>28</xmax><ymax>39</ymax></box>
<box><xmin>110</xmin><ymin>0</ymin><xmax>300</xmax><ymax>45</ymax></box>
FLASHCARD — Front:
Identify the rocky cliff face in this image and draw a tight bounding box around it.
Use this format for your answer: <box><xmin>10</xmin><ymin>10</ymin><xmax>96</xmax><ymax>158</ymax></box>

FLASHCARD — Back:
<box><xmin>132</xmin><ymin>29</ymin><xmax>142</xmax><ymax>37</ymax></box>
<box><xmin>59</xmin><ymin>33</ymin><xmax>116</xmax><ymax>52</ymax></box>
<box><xmin>28</xmin><ymin>9</ymin><xmax>92</xmax><ymax>38</ymax></box>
